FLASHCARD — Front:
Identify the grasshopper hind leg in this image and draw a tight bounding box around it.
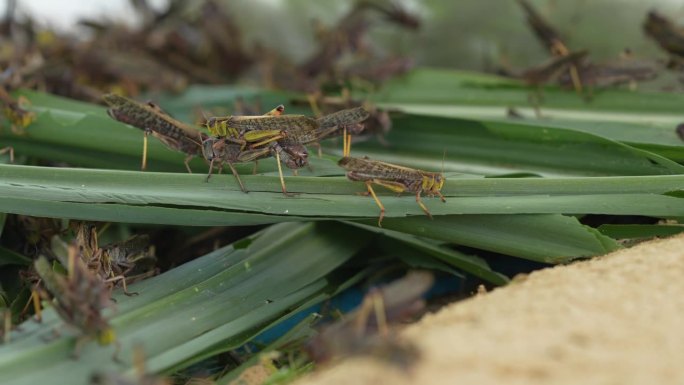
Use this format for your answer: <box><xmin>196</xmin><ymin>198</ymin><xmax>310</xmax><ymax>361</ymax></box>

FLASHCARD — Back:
<box><xmin>365</xmin><ymin>181</ymin><xmax>386</xmax><ymax>227</ymax></box>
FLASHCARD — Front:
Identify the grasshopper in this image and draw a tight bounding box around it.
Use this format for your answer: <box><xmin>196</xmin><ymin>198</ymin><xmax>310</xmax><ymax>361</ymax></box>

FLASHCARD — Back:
<box><xmin>34</xmin><ymin>247</ymin><xmax>118</xmax><ymax>359</ymax></box>
<box><xmin>206</xmin><ymin>106</ymin><xmax>368</xmax><ymax>194</ymax></box>
<box><xmin>203</xmin><ymin>104</ymin><xmax>304</xmax><ymax>193</ymax></box>
<box><xmin>104</xmin><ymin>94</ymin><xmax>287</xmax><ymax>192</ymax></box>
<box><xmin>315</xmin><ymin>106</ymin><xmax>370</xmax><ymax>156</ymax></box>
<box><xmin>74</xmin><ymin>222</ymin><xmax>156</xmax><ymax>296</ymax></box>
<box><xmin>207</xmin><ymin>106</ymin><xmax>369</xmax><ymax>156</ymax></box>
<box><xmin>202</xmin><ymin>141</ymin><xmax>309</xmax><ymax>194</ymax></box>
<box><xmin>306</xmin><ymin>271</ymin><xmax>432</xmax><ymax>364</ymax></box>
<box><xmin>338</xmin><ymin>156</ymin><xmax>446</xmax><ymax>226</ymax></box>
<box><xmin>516</xmin><ymin>0</ymin><xmax>583</xmax><ymax>93</ymax></box>
<box><xmin>103</xmin><ymin>93</ymin><xmax>205</xmax><ymax>172</ymax></box>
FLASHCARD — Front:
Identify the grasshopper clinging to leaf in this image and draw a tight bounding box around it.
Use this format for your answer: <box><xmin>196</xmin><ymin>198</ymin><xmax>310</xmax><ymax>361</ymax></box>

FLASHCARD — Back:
<box><xmin>338</xmin><ymin>156</ymin><xmax>446</xmax><ymax>226</ymax></box>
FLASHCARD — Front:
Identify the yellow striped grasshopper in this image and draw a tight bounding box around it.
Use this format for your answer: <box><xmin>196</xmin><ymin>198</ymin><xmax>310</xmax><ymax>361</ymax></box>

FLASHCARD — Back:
<box><xmin>205</xmin><ymin>106</ymin><xmax>369</xmax><ymax>194</ymax></box>
<box><xmin>202</xmin><ymin>104</ymin><xmax>305</xmax><ymax>194</ymax></box>
<box><xmin>338</xmin><ymin>156</ymin><xmax>446</xmax><ymax>226</ymax></box>
<box><xmin>206</xmin><ymin>106</ymin><xmax>369</xmax><ymax>157</ymax></box>
<box><xmin>103</xmin><ymin>93</ymin><xmax>206</xmax><ymax>172</ymax></box>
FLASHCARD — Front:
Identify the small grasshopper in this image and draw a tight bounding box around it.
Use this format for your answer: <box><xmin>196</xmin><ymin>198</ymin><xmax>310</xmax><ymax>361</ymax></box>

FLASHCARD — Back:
<box><xmin>73</xmin><ymin>222</ymin><xmax>156</xmax><ymax>296</ymax></box>
<box><xmin>516</xmin><ymin>0</ymin><xmax>583</xmax><ymax>93</ymax></box>
<box><xmin>0</xmin><ymin>87</ymin><xmax>35</xmax><ymax>135</ymax></box>
<box><xmin>306</xmin><ymin>271</ymin><xmax>432</xmax><ymax>364</ymax></box>
<box><xmin>293</xmin><ymin>95</ymin><xmax>391</xmax><ymax>146</ymax></box>
<box><xmin>103</xmin><ymin>93</ymin><xmax>205</xmax><ymax>172</ymax></box>
<box><xmin>315</xmin><ymin>106</ymin><xmax>370</xmax><ymax>156</ymax></box>
<box><xmin>643</xmin><ymin>11</ymin><xmax>684</xmax><ymax>59</ymax></box>
<box><xmin>338</xmin><ymin>156</ymin><xmax>446</xmax><ymax>226</ymax></box>
<box><xmin>34</xmin><ymin>247</ymin><xmax>117</xmax><ymax>359</ymax></box>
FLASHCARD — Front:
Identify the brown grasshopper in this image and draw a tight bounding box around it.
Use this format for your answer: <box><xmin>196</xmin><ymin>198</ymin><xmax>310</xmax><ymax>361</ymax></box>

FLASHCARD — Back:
<box><xmin>202</xmin><ymin>104</ymin><xmax>304</xmax><ymax>193</ymax></box>
<box><xmin>34</xmin><ymin>248</ymin><xmax>118</xmax><ymax>359</ymax></box>
<box><xmin>557</xmin><ymin>58</ymin><xmax>658</xmax><ymax>90</ymax></box>
<box><xmin>103</xmin><ymin>93</ymin><xmax>205</xmax><ymax>172</ymax></box>
<box><xmin>206</xmin><ymin>106</ymin><xmax>368</xmax><ymax>194</ymax></box>
<box><xmin>104</xmin><ymin>93</ymin><xmax>288</xmax><ymax>192</ymax></box>
<box><xmin>293</xmin><ymin>94</ymin><xmax>391</xmax><ymax>146</ymax></box>
<box><xmin>643</xmin><ymin>11</ymin><xmax>684</xmax><ymax>60</ymax></box>
<box><xmin>74</xmin><ymin>222</ymin><xmax>156</xmax><ymax>296</ymax></box>
<box><xmin>338</xmin><ymin>156</ymin><xmax>446</xmax><ymax>227</ymax></box>
<box><xmin>516</xmin><ymin>0</ymin><xmax>583</xmax><ymax>93</ymax></box>
<box><xmin>207</xmin><ymin>106</ymin><xmax>369</xmax><ymax>156</ymax></box>
<box><xmin>306</xmin><ymin>271</ymin><xmax>432</xmax><ymax>364</ymax></box>
<box><xmin>202</xmin><ymin>140</ymin><xmax>308</xmax><ymax>194</ymax></box>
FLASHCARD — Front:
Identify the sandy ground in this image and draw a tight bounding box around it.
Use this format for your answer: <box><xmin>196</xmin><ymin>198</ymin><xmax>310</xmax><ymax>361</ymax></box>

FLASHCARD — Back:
<box><xmin>295</xmin><ymin>234</ymin><xmax>684</xmax><ymax>385</ymax></box>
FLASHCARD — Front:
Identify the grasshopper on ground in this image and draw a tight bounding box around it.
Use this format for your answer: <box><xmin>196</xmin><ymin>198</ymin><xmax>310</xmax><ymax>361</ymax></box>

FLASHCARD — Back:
<box><xmin>34</xmin><ymin>247</ymin><xmax>118</xmax><ymax>359</ymax></box>
<box><xmin>338</xmin><ymin>156</ymin><xmax>446</xmax><ymax>226</ymax></box>
<box><xmin>103</xmin><ymin>93</ymin><xmax>206</xmax><ymax>172</ymax></box>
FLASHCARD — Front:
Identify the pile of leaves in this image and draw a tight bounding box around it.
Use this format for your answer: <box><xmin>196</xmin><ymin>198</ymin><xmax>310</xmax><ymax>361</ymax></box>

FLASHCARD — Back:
<box><xmin>0</xmin><ymin>1</ymin><xmax>683</xmax><ymax>385</ymax></box>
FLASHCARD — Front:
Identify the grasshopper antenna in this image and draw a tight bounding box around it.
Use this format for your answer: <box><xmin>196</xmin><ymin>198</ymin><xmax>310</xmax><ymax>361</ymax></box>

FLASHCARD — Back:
<box><xmin>441</xmin><ymin>149</ymin><xmax>446</xmax><ymax>174</ymax></box>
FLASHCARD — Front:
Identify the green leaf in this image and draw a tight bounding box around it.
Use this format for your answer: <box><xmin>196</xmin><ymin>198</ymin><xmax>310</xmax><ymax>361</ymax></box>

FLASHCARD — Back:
<box><xmin>374</xmin><ymin>68</ymin><xmax>684</xmax><ymax>115</ymax></box>
<box><xmin>597</xmin><ymin>224</ymin><xmax>684</xmax><ymax>239</ymax></box>
<box><xmin>0</xmin><ymin>164</ymin><xmax>683</xmax><ymax>225</ymax></box>
<box><xmin>0</xmin><ymin>222</ymin><xmax>372</xmax><ymax>385</ymax></box>
<box><xmin>349</xmin><ymin>222</ymin><xmax>509</xmax><ymax>285</ymax></box>
<box><xmin>0</xmin><ymin>246</ymin><xmax>31</xmax><ymax>267</ymax></box>
<box><xmin>369</xmin><ymin>214</ymin><xmax>620</xmax><ymax>263</ymax></box>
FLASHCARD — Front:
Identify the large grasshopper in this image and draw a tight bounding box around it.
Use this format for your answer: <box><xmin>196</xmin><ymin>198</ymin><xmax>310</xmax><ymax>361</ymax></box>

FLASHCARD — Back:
<box><xmin>103</xmin><ymin>94</ymin><xmax>295</xmax><ymax>193</ymax></box>
<box><xmin>206</xmin><ymin>106</ymin><xmax>370</xmax><ymax>157</ymax></box>
<box><xmin>103</xmin><ymin>93</ymin><xmax>204</xmax><ymax>172</ymax></box>
<box><xmin>206</xmin><ymin>106</ymin><xmax>368</xmax><ymax>194</ymax></box>
<box><xmin>338</xmin><ymin>156</ymin><xmax>446</xmax><ymax>226</ymax></box>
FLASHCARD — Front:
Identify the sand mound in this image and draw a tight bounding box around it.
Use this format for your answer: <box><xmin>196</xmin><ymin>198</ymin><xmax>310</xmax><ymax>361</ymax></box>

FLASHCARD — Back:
<box><xmin>296</xmin><ymin>234</ymin><xmax>684</xmax><ymax>385</ymax></box>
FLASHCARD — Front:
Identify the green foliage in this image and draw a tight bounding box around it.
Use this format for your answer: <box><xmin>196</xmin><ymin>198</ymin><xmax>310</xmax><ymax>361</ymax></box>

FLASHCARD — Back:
<box><xmin>1</xmin><ymin>67</ymin><xmax>684</xmax><ymax>384</ymax></box>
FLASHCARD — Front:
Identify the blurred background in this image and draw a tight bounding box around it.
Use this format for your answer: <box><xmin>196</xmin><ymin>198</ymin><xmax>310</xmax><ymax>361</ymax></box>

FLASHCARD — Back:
<box><xmin>12</xmin><ymin>0</ymin><xmax>684</xmax><ymax>71</ymax></box>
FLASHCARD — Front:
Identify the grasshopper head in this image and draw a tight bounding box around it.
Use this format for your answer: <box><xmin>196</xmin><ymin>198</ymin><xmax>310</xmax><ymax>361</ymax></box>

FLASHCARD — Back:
<box><xmin>97</xmin><ymin>328</ymin><xmax>116</xmax><ymax>345</ymax></box>
<box><xmin>283</xmin><ymin>144</ymin><xmax>309</xmax><ymax>169</ymax></box>
<box><xmin>422</xmin><ymin>173</ymin><xmax>445</xmax><ymax>195</ymax></box>
<box><xmin>201</xmin><ymin>137</ymin><xmax>225</xmax><ymax>161</ymax></box>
